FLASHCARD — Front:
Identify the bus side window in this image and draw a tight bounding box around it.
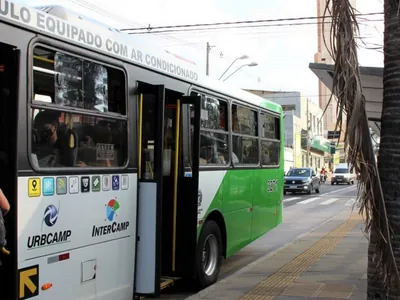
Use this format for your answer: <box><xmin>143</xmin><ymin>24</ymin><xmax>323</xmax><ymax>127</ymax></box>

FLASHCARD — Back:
<box><xmin>260</xmin><ymin>113</ymin><xmax>280</xmax><ymax>167</ymax></box>
<box><xmin>31</xmin><ymin>46</ymin><xmax>128</xmax><ymax>169</ymax></box>
<box><xmin>31</xmin><ymin>110</ymin><xmax>127</xmax><ymax>168</ymax></box>
<box><xmin>231</xmin><ymin>104</ymin><xmax>259</xmax><ymax>165</ymax></box>
<box><xmin>198</xmin><ymin>94</ymin><xmax>229</xmax><ymax>166</ymax></box>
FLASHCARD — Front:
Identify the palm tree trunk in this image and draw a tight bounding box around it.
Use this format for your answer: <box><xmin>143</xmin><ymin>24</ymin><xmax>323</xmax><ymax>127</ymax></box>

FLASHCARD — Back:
<box><xmin>367</xmin><ymin>0</ymin><xmax>400</xmax><ymax>298</ymax></box>
<box><xmin>367</xmin><ymin>229</ymin><xmax>386</xmax><ymax>298</ymax></box>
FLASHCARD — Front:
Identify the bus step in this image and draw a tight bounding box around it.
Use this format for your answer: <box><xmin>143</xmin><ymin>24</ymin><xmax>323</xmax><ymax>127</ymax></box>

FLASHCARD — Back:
<box><xmin>160</xmin><ymin>276</ymin><xmax>180</xmax><ymax>290</ymax></box>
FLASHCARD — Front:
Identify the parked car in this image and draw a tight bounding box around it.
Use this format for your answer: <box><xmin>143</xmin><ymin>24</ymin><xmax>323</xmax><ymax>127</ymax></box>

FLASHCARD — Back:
<box><xmin>284</xmin><ymin>167</ymin><xmax>320</xmax><ymax>195</ymax></box>
<box><xmin>331</xmin><ymin>165</ymin><xmax>355</xmax><ymax>185</ymax></box>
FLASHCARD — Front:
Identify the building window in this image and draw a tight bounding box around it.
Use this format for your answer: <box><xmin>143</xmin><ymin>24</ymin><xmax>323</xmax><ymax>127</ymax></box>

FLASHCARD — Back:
<box><xmin>281</xmin><ymin>104</ymin><xmax>296</xmax><ymax>112</ymax></box>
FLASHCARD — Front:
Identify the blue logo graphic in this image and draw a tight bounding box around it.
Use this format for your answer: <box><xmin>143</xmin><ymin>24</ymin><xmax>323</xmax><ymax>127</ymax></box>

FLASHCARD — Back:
<box><xmin>112</xmin><ymin>175</ymin><xmax>119</xmax><ymax>190</ymax></box>
<box><xmin>43</xmin><ymin>205</ymin><xmax>59</xmax><ymax>228</ymax></box>
<box><xmin>43</xmin><ymin>177</ymin><xmax>55</xmax><ymax>196</ymax></box>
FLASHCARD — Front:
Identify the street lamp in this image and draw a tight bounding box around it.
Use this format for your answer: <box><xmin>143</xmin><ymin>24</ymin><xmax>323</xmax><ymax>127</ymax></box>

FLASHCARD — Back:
<box><xmin>222</xmin><ymin>62</ymin><xmax>258</xmax><ymax>82</ymax></box>
<box><xmin>218</xmin><ymin>54</ymin><xmax>249</xmax><ymax>80</ymax></box>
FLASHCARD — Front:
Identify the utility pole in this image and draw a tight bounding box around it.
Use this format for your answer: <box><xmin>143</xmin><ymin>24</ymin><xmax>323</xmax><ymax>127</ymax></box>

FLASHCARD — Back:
<box><xmin>306</xmin><ymin>98</ymin><xmax>311</xmax><ymax>167</ymax></box>
<box><xmin>206</xmin><ymin>42</ymin><xmax>215</xmax><ymax>76</ymax></box>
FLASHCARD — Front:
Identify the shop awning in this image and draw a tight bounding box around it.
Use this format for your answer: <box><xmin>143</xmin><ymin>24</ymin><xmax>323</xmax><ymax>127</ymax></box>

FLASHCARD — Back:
<box><xmin>308</xmin><ymin>62</ymin><xmax>382</xmax><ymax>137</ymax></box>
<box><xmin>310</xmin><ymin>136</ymin><xmax>331</xmax><ymax>153</ymax></box>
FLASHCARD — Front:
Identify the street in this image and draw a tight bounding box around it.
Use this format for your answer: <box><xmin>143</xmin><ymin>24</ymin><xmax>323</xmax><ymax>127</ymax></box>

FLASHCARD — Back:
<box><xmin>158</xmin><ymin>182</ymin><xmax>358</xmax><ymax>299</ymax></box>
<box><xmin>283</xmin><ymin>181</ymin><xmax>356</xmax><ymax>207</ymax></box>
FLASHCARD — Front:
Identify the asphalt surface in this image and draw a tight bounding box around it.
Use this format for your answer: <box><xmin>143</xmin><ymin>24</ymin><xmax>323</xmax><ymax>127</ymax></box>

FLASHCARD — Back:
<box><xmin>283</xmin><ymin>181</ymin><xmax>357</xmax><ymax>207</ymax></box>
<box><xmin>155</xmin><ymin>182</ymin><xmax>358</xmax><ymax>299</ymax></box>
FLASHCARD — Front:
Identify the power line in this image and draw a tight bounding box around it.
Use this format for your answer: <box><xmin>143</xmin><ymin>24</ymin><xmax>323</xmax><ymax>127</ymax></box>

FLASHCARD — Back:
<box><xmin>156</xmin><ymin>20</ymin><xmax>382</xmax><ymax>42</ymax></box>
<box><xmin>67</xmin><ymin>0</ymin><xmax>208</xmax><ymax>52</ymax></box>
<box><xmin>120</xmin><ymin>12</ymin><xmax>383</xmax><ymax>32</ymax></box>
<box><xmin>69</xmin><ymin>0</ymin><xmax>257</xmax><ymax>69</ymax></box>
<box><xmin>131</xmin><ymin>19</ymin><xmax>383</xmax><ymax>35</ymax></box>
<box><xmin>67</xmin><ymin>1</ymin><xmax>383</xmax><ymax>80</ymax></box>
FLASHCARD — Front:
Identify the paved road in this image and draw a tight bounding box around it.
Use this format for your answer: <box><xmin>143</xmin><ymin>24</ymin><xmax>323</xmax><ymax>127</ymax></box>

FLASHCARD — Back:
<box><xmin>156</xmin><ymin>183</ymin><xmax>358</xmax><ymax>299</ymax></box>
<box><xmin>283</xmin><ymin>181</ymin><xmax>357</xmax><ymax>207</ymax></box>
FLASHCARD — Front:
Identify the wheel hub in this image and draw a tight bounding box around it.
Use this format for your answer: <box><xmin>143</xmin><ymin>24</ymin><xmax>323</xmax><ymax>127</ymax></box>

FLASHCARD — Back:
<box><xmin>202</xmin><ymin>234</ymin><xmax>218</xmax><ymax>276</ymax></box>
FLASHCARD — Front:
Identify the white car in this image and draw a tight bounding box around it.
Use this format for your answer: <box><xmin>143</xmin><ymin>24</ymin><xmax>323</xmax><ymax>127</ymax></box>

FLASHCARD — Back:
<box><xmin>331</xmin><ymin>166</ymin><xmax>355</xmax><ymax>185</ymax></box>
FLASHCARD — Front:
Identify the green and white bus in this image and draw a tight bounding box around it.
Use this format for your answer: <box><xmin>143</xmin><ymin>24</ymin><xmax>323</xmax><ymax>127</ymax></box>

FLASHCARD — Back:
<box><xmin>0</xmin><ymin>1</ymin><xmax>283</xmax><ymax>299</ymax></box>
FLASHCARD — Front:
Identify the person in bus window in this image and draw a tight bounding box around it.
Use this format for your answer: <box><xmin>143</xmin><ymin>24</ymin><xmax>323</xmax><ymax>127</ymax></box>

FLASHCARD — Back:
<box><xmin>0</xmin><ymin>188</ymin><xmax>10</xmax><ymax>257</ymax></box>
<box><xmin>32</xmin><ymin>110</ymin><xmax>86</xmax><ymax>167</ymax></box>
<box><xmin>200</xmin><ymin>141</ymin><xmax>221</xmax><ymax>165</ymax></box>
<box><xmin>32</xmin><ymin>110</ymin><xmax>63</xmax><ymax>167</ymax></box>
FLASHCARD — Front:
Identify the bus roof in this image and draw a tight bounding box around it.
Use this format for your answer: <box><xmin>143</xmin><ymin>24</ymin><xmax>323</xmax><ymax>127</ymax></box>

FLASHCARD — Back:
<box><xmin>0</xmin><ymin>0</ymin><xmax>282</xmax><ymax>115</ymax></box>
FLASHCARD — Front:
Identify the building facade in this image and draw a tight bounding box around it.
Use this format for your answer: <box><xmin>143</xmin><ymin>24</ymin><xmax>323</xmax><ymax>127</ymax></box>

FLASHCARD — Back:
<box><xmin>314</xmin><ymin>0</ymin><xmax>356</xmax><ymax>167</ymax></box>
<box><xmin>245</xmin><ymin>89</ymin><xmax>331</xmax><ymax>170</ymax></box>
<box><xmin>284</xmin><ymin>147</ymin><xmax>294</xmax><ymax>173</ymax></box>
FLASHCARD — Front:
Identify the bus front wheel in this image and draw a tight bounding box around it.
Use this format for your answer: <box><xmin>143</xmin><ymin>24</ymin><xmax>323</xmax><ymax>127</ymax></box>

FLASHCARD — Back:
<box><xmin>195</xmin><ymin>220</ymin><xmax>223</xmax><ymax>289</ymax></box>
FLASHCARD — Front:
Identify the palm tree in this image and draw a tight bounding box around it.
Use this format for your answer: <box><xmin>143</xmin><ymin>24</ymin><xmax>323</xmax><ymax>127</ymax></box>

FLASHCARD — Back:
<box><xmin>323</xmin><ymin>0</ymin><xmax>400</xmax><ymax>297</ymax></box>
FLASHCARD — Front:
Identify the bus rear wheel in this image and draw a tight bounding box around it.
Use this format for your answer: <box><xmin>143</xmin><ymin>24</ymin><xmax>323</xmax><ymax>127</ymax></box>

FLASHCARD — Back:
<box><xmin>195</xmin><ymin>220</ymin><xmax>223</xmax><ymax>289</ymax></box>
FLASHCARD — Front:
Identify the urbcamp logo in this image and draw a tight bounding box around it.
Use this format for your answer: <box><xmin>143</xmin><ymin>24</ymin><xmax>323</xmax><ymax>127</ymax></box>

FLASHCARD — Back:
<box><xmin>91</xmin><ymin>199</ymin><xmax>130</xmax><ymax>237</ymax></box>
<box><xmin>42</xmin><ymin>205</ymin><xmax>59</xmax><ymax>229</ymax></box>
<box><xmin>27</xmin><ymin>203</ymin><xmax>71</xmax><ymax>249</ymax></box>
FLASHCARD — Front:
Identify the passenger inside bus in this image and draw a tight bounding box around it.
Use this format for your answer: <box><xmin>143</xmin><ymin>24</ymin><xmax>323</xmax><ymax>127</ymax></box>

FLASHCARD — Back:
<box><xmin>31</xmin><ymin>110</ymin><xmax>86</xmax><ymax>168</ymax></box>
<box><xmin>199</xmin><ymin>134</ymin><xmax>228</xmax><ymax>165</ymax></box>
<box><xmin>31</xmin><ymin>109</ymin><xmax>125</xmax><ymax>168</ymax></box>
<box><xmin>200</xmin><ymin>144</ymin><xmax>222</xmax><ymax>165</ymax></box>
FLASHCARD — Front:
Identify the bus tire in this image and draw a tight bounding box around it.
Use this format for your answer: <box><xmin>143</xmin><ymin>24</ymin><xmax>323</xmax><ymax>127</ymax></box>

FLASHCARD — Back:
<box><xmin>195</xmin><ymin>220</ymin><xmax>223</xmax><ymax>289</ymax></box>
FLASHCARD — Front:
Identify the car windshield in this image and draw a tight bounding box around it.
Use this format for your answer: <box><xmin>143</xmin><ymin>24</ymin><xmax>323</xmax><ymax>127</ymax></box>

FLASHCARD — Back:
<box><xmin>287</xmin><ymin>168</ymin><xmax>310</xmax><ymax>177</ymax></box>
<box><xmin>335</xmin><ymin>168</ymin><xmax>348</xmax><ymax>174</ymax></box>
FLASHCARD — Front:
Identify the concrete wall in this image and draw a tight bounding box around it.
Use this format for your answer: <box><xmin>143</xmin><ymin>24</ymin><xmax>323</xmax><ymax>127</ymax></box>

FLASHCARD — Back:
<box><xmin>284</xmin><ymin>147</ymin><xmax>294</xmax><ymax>173</ymax></box>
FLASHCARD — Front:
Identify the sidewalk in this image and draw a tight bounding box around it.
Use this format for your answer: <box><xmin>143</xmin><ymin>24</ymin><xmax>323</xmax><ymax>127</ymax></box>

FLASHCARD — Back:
<box><xmin>187</xmin><ymin>209</ymin><xmax>367</xmax><ymax>300</ymax></box>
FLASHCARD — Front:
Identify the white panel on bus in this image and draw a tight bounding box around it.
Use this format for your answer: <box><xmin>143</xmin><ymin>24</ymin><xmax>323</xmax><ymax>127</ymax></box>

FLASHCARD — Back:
<box><xmin>135</xmin><ymin>182</ymin><xmax>157</xmax><ymax>294</ymax></box>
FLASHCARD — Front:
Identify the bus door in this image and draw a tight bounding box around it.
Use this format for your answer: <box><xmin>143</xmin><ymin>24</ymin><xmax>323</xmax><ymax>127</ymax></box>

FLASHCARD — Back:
<box><xmin>0</xmin><ymin>42</ymin><xmax>19</xmax><ymax>300</ymax></box>
<box><xmin>135</xmin><ymin>82</ymin><xmax>165</xmax><ymax>297</ymax></box>
<box><xmin>160</xmin><ymin>93</ymin><xmax>201</xmax><ymax>279</ymax></box>
<box><xmin>174</xmin><ymin>95</ymin><xmax>201</xmax><ymax>276</ymax></box>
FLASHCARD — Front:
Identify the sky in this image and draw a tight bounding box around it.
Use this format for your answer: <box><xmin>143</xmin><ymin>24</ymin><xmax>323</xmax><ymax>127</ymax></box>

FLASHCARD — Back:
<box><xmin>17</xmin><ymin>0</ymin><xmax>384</xmax><ymax>103</ymax></box>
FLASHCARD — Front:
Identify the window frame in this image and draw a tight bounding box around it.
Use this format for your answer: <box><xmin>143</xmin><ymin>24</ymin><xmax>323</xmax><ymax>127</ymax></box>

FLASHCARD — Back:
<box><xmin>28</xmin><ymin>42</ymin><xmax>130</xmax><ymax>172</ymax></box>
<box><xmin>195</xmin><ymin>91</ymin><xmax>230</xmax><ymax>168</ymax></box>
<box><xmin>31</xmin><ymin>44</ymin><xmax>128</xmax><ymax>118</ymax></box>
<box><xmin>231</xmin><ymin>101</ymin><xmax>260</xmax><ymax>167</ymax></box>
<box><xmin>259</xmin><ymin>109</ymin><xmax>281</xmax><ymax>168</ymax></box>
